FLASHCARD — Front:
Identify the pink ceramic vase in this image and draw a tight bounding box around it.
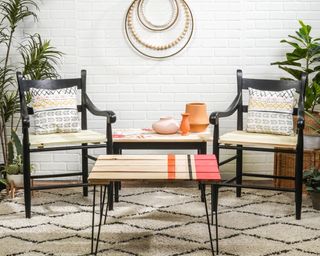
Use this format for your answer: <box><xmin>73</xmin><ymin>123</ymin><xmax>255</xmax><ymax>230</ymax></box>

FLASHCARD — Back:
<box><xmin>152</xmin><ymin>117</ymin><xmax>179</xmax><ymax>134</ymax></box>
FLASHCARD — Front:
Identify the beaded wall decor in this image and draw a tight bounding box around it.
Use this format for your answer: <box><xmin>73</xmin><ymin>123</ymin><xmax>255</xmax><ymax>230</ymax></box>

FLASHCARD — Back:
<box><xmin>124</xmin><ymin>0</ymin><xmax>194</xmax><ymax>59</ymax></box>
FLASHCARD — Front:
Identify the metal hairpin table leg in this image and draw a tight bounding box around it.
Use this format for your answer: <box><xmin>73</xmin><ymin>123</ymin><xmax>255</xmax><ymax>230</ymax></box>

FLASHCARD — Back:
<box><xmin>203</xmin><ymin>184</ymin><xmax>215</xmax><ymax>256</ymax></box>
<box><xmin>91</xmin><ymin>185</ymin><xmax>107</xmax><ymax>255</ymax></box>
<box><xmin>211</xmin><ymin>184</ymin><xmax>219</xmax><ymax>254</ymax></box>
<box><xmin>91</xmin><ymin>185</ymin><xmax>96</xmax><ymax>254</ymax></box>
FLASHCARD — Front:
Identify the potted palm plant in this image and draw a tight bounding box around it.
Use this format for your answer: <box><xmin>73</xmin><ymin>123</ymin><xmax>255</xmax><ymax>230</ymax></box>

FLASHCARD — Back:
<box><xmin>303</xmin><ymin>168</ymin><xmax>320</xmax><ymax>210</ymax></box>
<box><xmin>0</xmin><ymin>0</ymin><xmax>63</xmax><ymax>190</ymax></box>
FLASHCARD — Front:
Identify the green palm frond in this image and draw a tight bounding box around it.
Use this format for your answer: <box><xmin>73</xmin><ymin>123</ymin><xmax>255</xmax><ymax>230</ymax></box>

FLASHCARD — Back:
<box><xmin>20</xmin><ymin>33</ymin><xmax>63</xmax><ymax>80</ymax></box>
<box><xmin>0</xmin><ymin>64</ymin><xmax>14</xmax><ymax>94</ymax></box>
<box><xmin>0</xmin><ymin>0</ymin><xmax>38</xmax><ymax>31</ymax></box>
<box><xmin>1</xmin><ymin>90</ymin><xmax>19</xmax><ymax>122</ymax></box>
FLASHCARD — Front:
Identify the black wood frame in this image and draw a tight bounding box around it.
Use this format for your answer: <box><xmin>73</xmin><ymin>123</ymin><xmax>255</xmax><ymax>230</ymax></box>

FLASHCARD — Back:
<box><xmin>210</xmin><ymin>69</ymin><xmax>307</xmax><ymax>220</ymax></box>
<box><xmin>17</xmin><ymin>70</ymin><xmax>116</xmax><ymax>218</ymax></box>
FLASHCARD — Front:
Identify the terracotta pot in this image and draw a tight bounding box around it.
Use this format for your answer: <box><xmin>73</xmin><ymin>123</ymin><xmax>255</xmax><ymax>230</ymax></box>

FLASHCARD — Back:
<box><xmin>185</xmin><ymin>103</ymin><xmax>209</xmax><ymax>132</ymax></box>
<box><xmin>152</xmin><ymin>116</ymin><xmax>179</xmax><ymax>134</ymax></box>
<box><xmin>180</xmin><ymin>113</ymin><xmax>190</xmax><ymax>136</ymax></box>
<box><xmin>7</xmin><ymin>174</ymin><xmax>24</xmax><ymax>188</ymax></box>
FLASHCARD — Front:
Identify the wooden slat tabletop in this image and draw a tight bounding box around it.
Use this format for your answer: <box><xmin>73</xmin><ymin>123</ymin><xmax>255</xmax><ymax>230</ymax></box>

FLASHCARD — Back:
<box><xmin>89</xmin><ymin>154</ymin><xmax>221</xmax><ymax>185</ymax></box>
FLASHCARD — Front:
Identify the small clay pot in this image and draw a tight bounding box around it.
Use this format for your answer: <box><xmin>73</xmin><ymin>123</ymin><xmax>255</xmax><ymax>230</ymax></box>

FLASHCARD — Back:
<box><xmin>180</xmin><ymin>113</ymin><xmax>190</xmax><ymax>136</ymax></box>
<box><xmin>185</xmin><ymin>103</ymin><xmax>209</xmax><ymax>132</ymax></box>
<box><xmin>152</xmin><ymin>117</ymin><xmax>179</xmax><ymax>134</ymax></box>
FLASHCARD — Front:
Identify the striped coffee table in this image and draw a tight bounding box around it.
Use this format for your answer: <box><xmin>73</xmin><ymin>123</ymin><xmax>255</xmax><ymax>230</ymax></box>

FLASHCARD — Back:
<box><xmin>89</xmin><ymin>154</ymin><xmax>221</xmax><ymax>256</ymax></box>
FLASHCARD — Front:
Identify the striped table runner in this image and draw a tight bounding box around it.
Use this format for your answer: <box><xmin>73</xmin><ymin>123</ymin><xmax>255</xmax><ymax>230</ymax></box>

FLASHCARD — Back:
<box><xmin>89</xmin><ymin>154</ymin><xmax>220</xmax><ymax>185</ymax></box>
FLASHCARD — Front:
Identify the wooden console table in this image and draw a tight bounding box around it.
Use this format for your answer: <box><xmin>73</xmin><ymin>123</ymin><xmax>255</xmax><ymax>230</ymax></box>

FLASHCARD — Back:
<box><xmin>109</xmin><ymin>128</ymin><xmax>212</xmax><ymax>209</ymax></box>
<box><xmin>88</xmin><ymin>154</ymin><xmax>221</xmax><ymax>256</ymax></box>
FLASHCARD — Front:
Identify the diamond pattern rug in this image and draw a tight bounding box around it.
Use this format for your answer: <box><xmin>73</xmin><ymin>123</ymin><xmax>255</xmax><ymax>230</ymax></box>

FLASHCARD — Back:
<box><xmin>0</xmin><ymin>187</ymin><xmax>320</xmax><ymax>256</ymax></box>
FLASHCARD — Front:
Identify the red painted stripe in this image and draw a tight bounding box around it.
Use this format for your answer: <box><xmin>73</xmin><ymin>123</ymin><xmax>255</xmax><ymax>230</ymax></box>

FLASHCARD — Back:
<box><xmin>168</xmin><ymin>154</ymin><xmax>175</xmax><ymax>180</ymax></box>
<box><xmin>194</xmin><ymin>155</ymin><xmax>221</xmax><ymax>181</ymax></box>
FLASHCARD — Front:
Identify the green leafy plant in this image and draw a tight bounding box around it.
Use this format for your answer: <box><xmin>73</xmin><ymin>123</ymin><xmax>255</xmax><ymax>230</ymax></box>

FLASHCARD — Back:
<box><xmin>271</xmin><ymin>20</ymin><xmax>320</xmax><ymax>112</ymax></box>
<box><xmin>303</xmin><ymin>168</ymin><xmax>320</xmax><ymax>193</ymax></box>
<box><xmin>0</xmin><ymin>0</ymin><xmax>63</xmax><ymax>181</ymax></box>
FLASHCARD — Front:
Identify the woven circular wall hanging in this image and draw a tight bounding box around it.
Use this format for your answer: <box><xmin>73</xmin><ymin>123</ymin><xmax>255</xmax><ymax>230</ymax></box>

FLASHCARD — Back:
<box><xmin>124</xmin><ymin>0</ymin><xmax>194</xmax><ymax>59</ymax></box>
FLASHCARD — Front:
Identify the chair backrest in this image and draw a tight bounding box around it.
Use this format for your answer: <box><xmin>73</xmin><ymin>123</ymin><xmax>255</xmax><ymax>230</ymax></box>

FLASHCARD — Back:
<box><xmin>236</xmin><ymin>69</ymin><xmax>306</xmax><ymax>130</ymax></box>
<box><xmin>16</xmin><ymin>70</ymin><xmax>88</xmax><ymax>129</ymax></box>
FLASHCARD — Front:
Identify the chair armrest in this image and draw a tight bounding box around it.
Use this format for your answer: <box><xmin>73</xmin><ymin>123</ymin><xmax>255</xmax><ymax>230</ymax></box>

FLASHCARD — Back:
<box><xmin>20</xmin><ymin>99</ymin><xmax>30</xmax><ymax>128</ymax></box>
<box><xmin>297</xmin><ymin>109</ymin><xmax>304</xmax><ymax>130</ymax></box>
<box><xmin>297</xmin><ymin>88</ymin><xmax>305</xmax><ymax>130</ymax></box>
<box><xmin>84</xmin><ymin>94</ymin><xmax>116</xmax><ymax>124</ymax></box>
<box><xmin>209</xmin><ymin>94</ymin><xmax>241</xmax><ymax>125</ymax></box>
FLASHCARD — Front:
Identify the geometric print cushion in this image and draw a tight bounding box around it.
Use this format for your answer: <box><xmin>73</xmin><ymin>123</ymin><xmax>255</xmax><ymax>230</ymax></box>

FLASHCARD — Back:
<box><xmin>30</xmin><ymin>86</ymin><xmax>81</xmax><ymax>135</ymax></box>
<box><xmin>247</xmin><ymin>87</ymin><xmax>296</xmax><ymax>136</ymax></box>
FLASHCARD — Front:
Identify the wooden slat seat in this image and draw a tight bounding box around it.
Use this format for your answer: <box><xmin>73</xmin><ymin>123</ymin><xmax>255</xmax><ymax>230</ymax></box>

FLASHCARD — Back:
<box><xmin>29</xmin><ymin>130</ymin><xmax>106</xmax><ymax>148</ymax></box>
<box><xmin>219</xmin><ymin>130</ymin><xmax>297</xmax><ymax>148</ymax></box>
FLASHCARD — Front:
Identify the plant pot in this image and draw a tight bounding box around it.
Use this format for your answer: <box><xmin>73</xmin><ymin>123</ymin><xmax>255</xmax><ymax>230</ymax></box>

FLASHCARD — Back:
<box><xmin>304</xmin><ymin>135</ymin><xmax>320</xmax><ymax>150</ymax></box>
<box><xmin>185</xmin><ymin>103</ymin><xmax>209</xmax><ymax>132</ymax></box>
<box><xmin>7</xmin><ymin>174</ymin><xmax>24</xmax><ymax>188</ymax></box>
<box><xmin>152</xmin><ymin>116</ymin><xmax>179</xmax><ymax>134</ymax></box>
<box><xmin>310</xmin><ymin>191</ymin><xmax>320</xmax><ymax>210</ymax></box>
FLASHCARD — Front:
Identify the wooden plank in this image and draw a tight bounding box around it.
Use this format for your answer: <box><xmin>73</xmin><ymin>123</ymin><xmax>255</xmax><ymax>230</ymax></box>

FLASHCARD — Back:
<box><xmin>98</xmin><ymin>155</ymin><xmax>168</xmax><ymax>160</ymax></box>
<box><xmin>219</xmin><ymin>130</ymin><xmax>297</xmax><ymax>148</ymax></box>
<box><xmin>112</xmin><ymin>128</ymin><xmax>212</xmax><ymax>142</ymax></box>
<box><xmin>94</xmin><ymin>160</ymin><xmax>218</xmax><ymax>167</ymax></box>
<box><xmin>88</xmin><ymin>171</ymin><xmax>221</xmax><ymax>183</ymax></box>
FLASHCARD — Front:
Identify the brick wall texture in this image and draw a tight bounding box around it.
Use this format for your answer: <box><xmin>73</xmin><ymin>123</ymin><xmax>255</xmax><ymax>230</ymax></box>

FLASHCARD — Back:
<box><xmin>7</xmin><ymin>0</ymin><xmax>320</xmax><ymax>177</ymax></box>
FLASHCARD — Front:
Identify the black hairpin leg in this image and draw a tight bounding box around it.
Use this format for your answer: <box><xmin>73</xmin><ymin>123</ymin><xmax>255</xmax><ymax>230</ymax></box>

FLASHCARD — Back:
<box><xmin>211</xmin><ymin>184</ymin><xmax>219</xmax><ymax>254</ymax></box>
<box><xmin>200</xmin><ymin>183</ymin><xmax>206</xmax><ymax>202</ymax></box>
<box><xmin>91</xmin><ymin>185</ymin><xmax>96</xmax><ymax>254</ymax></box>
<box><xmin>91</xmin><ymin>185</ymin><xmax>107</xmax><ymax>255</ymax></box>
<box><xmin>203</xmin><ymin>185</ymin><xmax>215</xmax><ymax>256</ymax></box>
<box><xmin>104</xmin><ymin>185</ymin><xmax>110</xmax><ymax>225</ymax></box>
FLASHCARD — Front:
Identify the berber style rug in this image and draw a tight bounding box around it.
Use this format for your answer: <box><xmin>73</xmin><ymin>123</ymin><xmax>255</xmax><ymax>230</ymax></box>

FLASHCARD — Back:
<box><xmin>0</xmin><ymin>187</ymin><xmax>319</xmax><ymax>255</ymax></box>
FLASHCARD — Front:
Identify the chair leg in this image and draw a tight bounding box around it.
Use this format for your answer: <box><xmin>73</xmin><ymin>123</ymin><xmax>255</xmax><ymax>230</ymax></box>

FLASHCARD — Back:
<box><xmin>23</xmin><ymin>147</ymin><xmax>31</xmax><ymax>218</ymax></box>
<box><xmin>108</xmin><ymin>182</ymin><xmax>114</xmax><ymax>210</ymax></box>
<box><xmin>115</xmin><ymin>181</ymin><xmax>120</xmax><ymax>202</ymax></box>
<box><xmin>82</xmin><ymin>147</ymin><xmax>88</xmax><ymax>197</ymax></box>
<box><xmin>295</xmin><ymin>150</ymin><xmax>303</xmax><ymax>220</ymax></box>
<box><xmin>236</xmin><ymin>148</ymin><xmax>242</xmax><ymax>197</ymax></box>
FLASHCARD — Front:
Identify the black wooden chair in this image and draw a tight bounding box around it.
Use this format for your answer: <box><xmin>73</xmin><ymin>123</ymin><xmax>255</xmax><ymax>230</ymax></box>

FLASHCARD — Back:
<box><xmin>17</xmin><ymin>70</ymin><xmax>116</xmax><ymax>218</ymax></box>
<box><xmin>210</xmin><ymin>70</ymin><xmax>306</xmax><ymax>220</ymax></box>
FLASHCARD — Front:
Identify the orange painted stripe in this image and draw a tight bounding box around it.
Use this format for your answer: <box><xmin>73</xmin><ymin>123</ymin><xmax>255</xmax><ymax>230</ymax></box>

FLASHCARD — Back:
<box><xmin>168</xmin><ymin>154</ymin><xmax>176</xmax><ymax>180</ymax></box>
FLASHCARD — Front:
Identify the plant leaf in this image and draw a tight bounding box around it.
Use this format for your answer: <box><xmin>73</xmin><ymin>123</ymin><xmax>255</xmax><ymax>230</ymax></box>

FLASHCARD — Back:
<box><xmin>279</xmin><ymin>66</ymin><xmax>302</xmax><ymax>80</ymax></box>
<box><xmin>271</xmin><ymin>60</ymin><xmax>301</xmax><ymax>67</ymax></box>
<box><xmin>11</xmin><ymin>129</ymin><xmax>22</xmax><ymax>156</ymax></box>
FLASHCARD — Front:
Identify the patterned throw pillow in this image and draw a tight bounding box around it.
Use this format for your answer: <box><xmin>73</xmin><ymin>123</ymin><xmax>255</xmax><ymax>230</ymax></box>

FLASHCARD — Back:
<box><xmin>30</xmin><ymin>86</ymin><xmax>81</xmax><ymax>135</ymax></box>
<box><xmin>247</xmin><ymin>87</ymin><xmax>296</xmax><ymax>136</ymax></box>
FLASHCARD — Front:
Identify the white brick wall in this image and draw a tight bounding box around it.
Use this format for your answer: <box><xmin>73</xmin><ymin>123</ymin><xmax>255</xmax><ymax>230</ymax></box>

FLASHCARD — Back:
<box><xmin>9</xmin><ymin>0</ymin><xmax>320</xmax><ymax>178</ymax></box>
